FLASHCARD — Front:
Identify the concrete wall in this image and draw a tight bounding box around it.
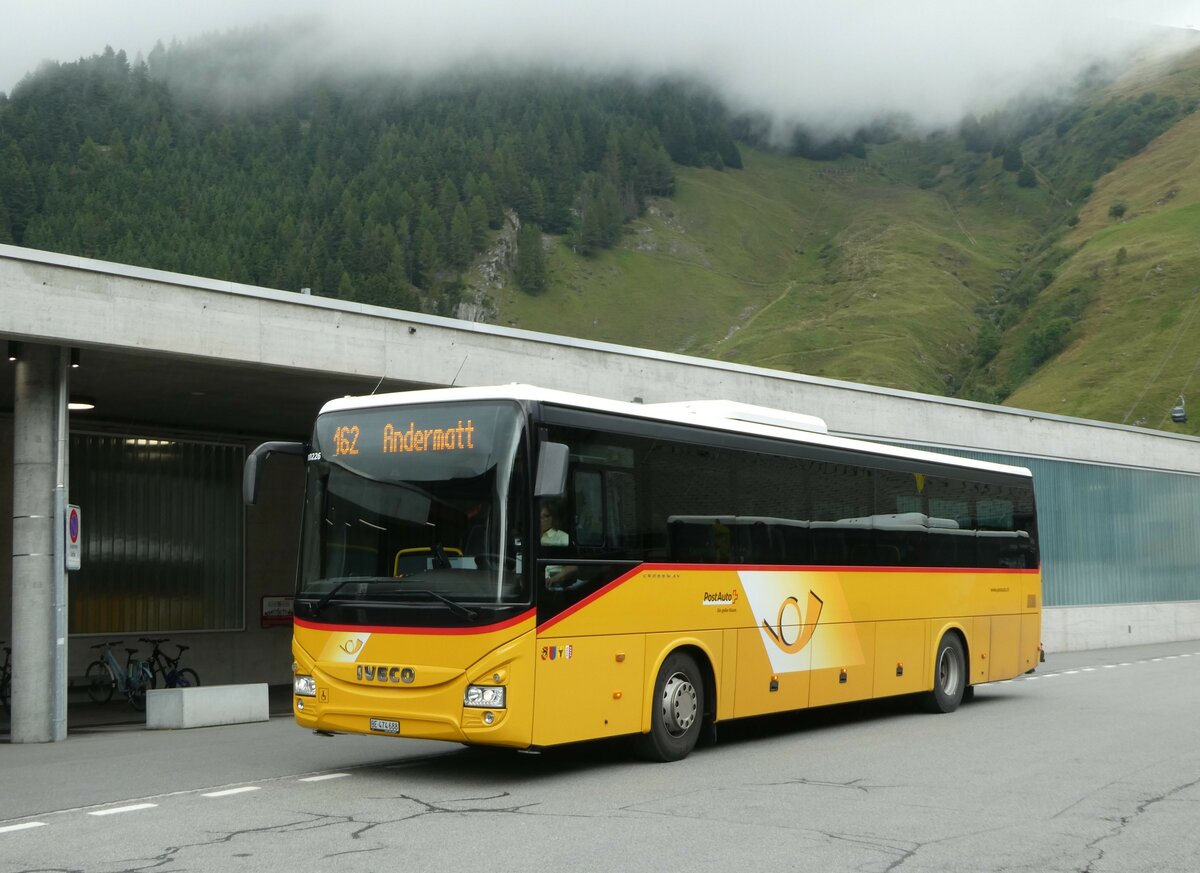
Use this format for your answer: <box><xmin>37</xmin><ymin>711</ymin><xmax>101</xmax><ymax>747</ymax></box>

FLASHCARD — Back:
<box><xmin>1044</xmin><ymin>603</ymin><xmax>1200</xmax><ymax>652</ymax></box>
<box><xmin>4</xmin><ymin>245</ymin><xmax>1200</xmax><ymax>477</ymax></box>
<box><xmin>0</xmin><ymin>416</ymin><xmax>11</xmax><ymax>647</ymax></box>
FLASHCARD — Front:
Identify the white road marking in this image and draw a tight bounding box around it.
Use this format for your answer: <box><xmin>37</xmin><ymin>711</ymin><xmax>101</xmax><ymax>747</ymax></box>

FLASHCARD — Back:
<box><xmin>1063</xmin><ymin>670</ymin><xmax>1080</xmax><ymax>674</ymax></box>
<box><xmin>299</xmin><ymin>773</ymin><xmax>350</xmax><ymax>782</ymax></box>
<box><xmin>88</xmin><ymin>803</ymin><xmax>157</xmax><ymax>816</ymax></box>
<box><xmin>0</xmin><ymin>822</ymin><xmax>46</xmax><ymax>834</ymax></box>
<box><xmin>202</xmin><ymin>787</ymin><xmax>261</xmax><ymax>798</ymax></box>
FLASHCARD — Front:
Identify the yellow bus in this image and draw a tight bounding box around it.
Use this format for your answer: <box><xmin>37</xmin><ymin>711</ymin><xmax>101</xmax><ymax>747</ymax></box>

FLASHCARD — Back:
<box><xmin>245</xmin><ymin>384</ymin><xmax>1041</xmax><ymax>762</ymax></box>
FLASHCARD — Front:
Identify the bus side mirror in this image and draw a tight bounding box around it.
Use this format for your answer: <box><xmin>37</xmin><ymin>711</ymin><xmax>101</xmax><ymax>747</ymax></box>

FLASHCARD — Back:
<box><xmin>534</xmin><ymin>441</ymin><xmax>569</xmax><ymax>498</ymax></box>
<box><xmin>244</xmin><ymin>441</ymin><xmax>307</xmax><ymax>505</ymax></box>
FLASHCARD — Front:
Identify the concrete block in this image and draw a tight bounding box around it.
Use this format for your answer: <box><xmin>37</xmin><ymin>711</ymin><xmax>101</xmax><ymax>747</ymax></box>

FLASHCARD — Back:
<box><xmin>146</xmin><ymin>683</ymin><xmax>269</xmax><ymax>729</ymax></box>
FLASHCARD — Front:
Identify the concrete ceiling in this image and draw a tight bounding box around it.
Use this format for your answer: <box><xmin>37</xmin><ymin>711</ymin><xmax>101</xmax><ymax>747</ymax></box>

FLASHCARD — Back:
<box><xmin>1</xmin><ymin>344</ymin><xmax>419</xmax><ymax>441</ymax></box>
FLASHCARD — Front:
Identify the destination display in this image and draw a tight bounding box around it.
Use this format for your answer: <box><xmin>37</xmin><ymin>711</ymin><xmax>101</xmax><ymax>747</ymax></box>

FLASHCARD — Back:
<box><xmin>328</xmin><ymin>419</ymin><xmax>477</xmax><ymax>457</ymax></box>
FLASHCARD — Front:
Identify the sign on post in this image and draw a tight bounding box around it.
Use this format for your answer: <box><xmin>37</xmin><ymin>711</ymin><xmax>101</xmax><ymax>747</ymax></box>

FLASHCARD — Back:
<box><xmin>65</xmin><ymin>504</ymin><xmax>81</xmax><ymax>571</ymax></box>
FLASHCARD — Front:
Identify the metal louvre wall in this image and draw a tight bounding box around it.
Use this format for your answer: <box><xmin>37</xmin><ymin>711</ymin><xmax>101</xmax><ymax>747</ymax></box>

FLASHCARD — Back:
<box><xmin>69</xmin><ymin>433</ymin><xmax>245</xmax><ymax>633</ymax></box>
<box><xmin>924</xmin><ymin>448</ymin><xmax>1200</xmax><ymax>607</ymax></box>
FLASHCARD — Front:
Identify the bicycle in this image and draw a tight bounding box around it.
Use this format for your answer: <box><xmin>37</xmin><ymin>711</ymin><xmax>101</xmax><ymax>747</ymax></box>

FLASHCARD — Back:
<box><xmin>1</xmin><ymin>642</ymin><xmax>11</xmax><ymax>711</ymax></box>
<box><xmin>139</xmin><ymin>637</ymin><xmax>201</xmax><ymax>689</ymax></box>
<box><xmin>85</xmin><ymin>641</ymin><xmax>155</xmax><ymax>710</ymax></box>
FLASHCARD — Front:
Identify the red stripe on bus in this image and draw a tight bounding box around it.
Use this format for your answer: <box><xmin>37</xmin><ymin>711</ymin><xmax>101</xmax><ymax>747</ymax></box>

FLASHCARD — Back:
<box><xmin>536</xmin><ymin>566</ymin><xmax>646</xmax><ymax>634</ymax></box>
<box><xmin>535</xmin><ymin>563</ymin><xmax>1038</xmax><ymax>634</ymax></box>
<box><xmin>666</xmin><ymin>564</ymin><xmax>1040</xmax><ymax>575</ymax></box>
<box><xmin>295</xmin><ymin>607</ymin><xmax>536</xmax><ymax>636</ymax></box>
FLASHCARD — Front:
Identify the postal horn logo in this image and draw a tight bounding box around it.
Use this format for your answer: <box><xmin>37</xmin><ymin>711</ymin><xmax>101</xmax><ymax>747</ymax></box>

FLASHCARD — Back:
<box><xmin>762</xmin><ymin>590</ymin><xmax>824</xmax><ymax>654</ymax></box>
<box><xmin>340</xmin><ymin>638</ymin><xmax>364</xmax><ymax>655</ymax></box>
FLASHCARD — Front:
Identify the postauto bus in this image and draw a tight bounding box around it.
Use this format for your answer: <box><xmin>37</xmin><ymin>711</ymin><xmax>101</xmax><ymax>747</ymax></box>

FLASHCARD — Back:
<box><xmin>244</xmin><ymin>384</ymin><xmax>1040</xmax><ymax>761</ymax></box>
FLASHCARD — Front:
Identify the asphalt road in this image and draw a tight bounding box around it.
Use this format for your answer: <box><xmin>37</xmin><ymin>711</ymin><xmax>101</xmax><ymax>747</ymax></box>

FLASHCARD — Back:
<box><xmin>2</xmin><ymin>640</ymin><xmax>1198</xmax><ymax>873</ymax></box>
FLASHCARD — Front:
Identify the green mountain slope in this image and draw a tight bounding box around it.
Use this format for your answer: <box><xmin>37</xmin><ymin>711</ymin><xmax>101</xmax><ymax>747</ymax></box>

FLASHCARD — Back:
<box><xmin>2</xmin><ymin>28</ymin><xmax>1199</xmax><ymax>433</ymax></box>
<box><xmin>1003</xmin><ymin>107</ymin><xmax>1200</xmax><ymax>431</ymax></box>
<box><xmin>485</xmin><ymin>139</ymin><xmax>1056</xmax><ymax>396</ymax></box>
<box><xmin>486</xmin><ymin>44</ymin><xmax>1200</xmax><ymax>430</ymax></box>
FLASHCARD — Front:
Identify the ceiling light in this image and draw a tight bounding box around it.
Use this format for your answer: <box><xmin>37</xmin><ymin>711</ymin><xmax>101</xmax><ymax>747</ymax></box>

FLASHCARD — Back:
<box><xmin>68</xmin><ymin>397</ymin><xmax>96</xmax><ymax>411</ymax></box>
<box><xmin>70</xmin><ymin>347</ymin><xmax>81</xmax><ymax>368</ymax></box>
<box><xmin>6</xmin><ymin>341</ymin><xmax>18</xmax><ymax>362</ymax></box>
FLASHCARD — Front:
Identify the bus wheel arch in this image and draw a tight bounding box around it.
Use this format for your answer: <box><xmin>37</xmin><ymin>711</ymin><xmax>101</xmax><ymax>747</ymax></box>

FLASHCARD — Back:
<box><xmin>924</xmin><ymin>629</ymin><xmax>968</xmax><ymax>714</ymax></box>
<box><xmin>635</xmin><ymin>645</ymin><xmax>715</xmax><ymax>762</ymax></box>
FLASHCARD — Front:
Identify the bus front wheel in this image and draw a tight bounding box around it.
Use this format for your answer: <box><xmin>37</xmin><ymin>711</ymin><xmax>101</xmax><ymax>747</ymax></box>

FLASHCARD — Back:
<box><xmin>635</xmin><ymin>651</ymin><xmax>704</xmax><ymax>762</ymax></box>
<box><xmin>924</xmin><ymin>634</ymin><xmax>966</xmax><ymax>714</ymax></box>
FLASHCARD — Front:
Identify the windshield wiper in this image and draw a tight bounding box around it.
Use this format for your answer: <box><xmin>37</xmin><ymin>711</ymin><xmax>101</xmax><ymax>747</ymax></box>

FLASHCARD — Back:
<box><xmin>406</xmin><ymin>588</ymin><xmax>478</xmax><ymax>621</ymax></box>
<box><xmin>311</xmin><ymin>576</ymin><xmax>478</xmax><ymax>621</ymax></box>
<box><xmin>314</xmin><ymin>577</ymin><xmax>398</xmax><ymax>611</ymax></box>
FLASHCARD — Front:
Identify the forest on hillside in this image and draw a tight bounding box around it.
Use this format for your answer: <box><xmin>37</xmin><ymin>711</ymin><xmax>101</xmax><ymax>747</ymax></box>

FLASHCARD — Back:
<box><xmin>1</xmin><ymin>26</ymin><xmax>1197</xmax><ymax>417</ymax></box>
<box><xmin>0</xmin><ymin>30</ymin><xmax>741</xmax><ymax>315</ymax></box>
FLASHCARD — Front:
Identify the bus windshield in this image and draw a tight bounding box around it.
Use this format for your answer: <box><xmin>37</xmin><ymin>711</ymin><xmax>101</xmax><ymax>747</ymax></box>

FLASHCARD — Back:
<box><xmin>296</xmin><ymin>400</ymin><xmax>529</xmax><ymax>623</ymax></box>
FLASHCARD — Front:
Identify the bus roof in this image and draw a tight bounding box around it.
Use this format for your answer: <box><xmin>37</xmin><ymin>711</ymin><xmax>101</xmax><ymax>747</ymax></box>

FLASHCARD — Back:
<box><xmin>318</xmin><ymin>384</ymin><xmax>1033</xmax><ymax>481</ymax></box>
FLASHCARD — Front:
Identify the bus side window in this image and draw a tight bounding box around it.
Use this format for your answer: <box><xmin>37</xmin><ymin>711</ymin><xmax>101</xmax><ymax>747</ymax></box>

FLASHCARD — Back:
<box><xmin>604</xmin><ymin>469</ymin><xmax>638</xmax><ymax>553</ymax></box>
<box><xmin>574</xmin><ymin>469</ymin><xmax>604</xmax><ymax>547</ymax></box>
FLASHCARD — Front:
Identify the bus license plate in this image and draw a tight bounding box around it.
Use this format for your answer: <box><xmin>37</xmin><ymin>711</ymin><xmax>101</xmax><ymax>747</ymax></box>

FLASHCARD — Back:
<box><xmin>369</xmin><ymin>718</ymin><xmax>400</xmax><ymax>734</ymax></box>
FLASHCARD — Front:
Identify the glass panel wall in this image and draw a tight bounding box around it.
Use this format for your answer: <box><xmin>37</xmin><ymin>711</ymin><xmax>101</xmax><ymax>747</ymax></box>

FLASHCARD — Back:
<box><xmin>922</xmin><ymin>448</ymin><xmax>1200</xmax><ymax>607</ymax></box>
<box><xmin>68</xmin><ymin>434</ymin><xmax>244</xmax><ymax>633</ymax></box>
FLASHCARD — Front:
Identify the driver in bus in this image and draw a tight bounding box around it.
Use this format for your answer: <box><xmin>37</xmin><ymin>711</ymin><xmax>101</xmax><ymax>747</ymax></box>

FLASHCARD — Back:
<box><xmin>540</xmin><ymin>501</ymin><xmax>577</xmax><ymax>590</ymax></box>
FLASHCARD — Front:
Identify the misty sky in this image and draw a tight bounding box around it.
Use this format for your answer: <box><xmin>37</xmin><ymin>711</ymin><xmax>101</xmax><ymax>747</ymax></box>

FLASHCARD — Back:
<box><xmin>3</xmin><ymin>1</ymin><xmax>1199</xmax><ymax>133</ymax></box>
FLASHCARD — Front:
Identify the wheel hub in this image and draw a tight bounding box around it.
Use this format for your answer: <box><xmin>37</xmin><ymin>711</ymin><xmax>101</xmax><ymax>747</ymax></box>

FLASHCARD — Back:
<box><xmin>661</xmin><ymin>672</ymin><xmax>698</xmax><ymax>737</ymax></box>
<box><xmin>938</xmin><ymin>647</ymin><xmax>961</xmax><ymax>695</ymax></box>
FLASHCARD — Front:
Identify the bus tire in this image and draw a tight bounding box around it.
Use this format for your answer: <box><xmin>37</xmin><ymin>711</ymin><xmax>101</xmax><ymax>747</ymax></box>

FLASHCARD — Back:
<box><xmin>924</xmin><ymin>633</ymin><xmax>966</xmax><ymax>714</ymax></box>
<box><xmin>635</xmin><ymin>651</ymin><xmax>704</xmax><ymax>762</ymax></box>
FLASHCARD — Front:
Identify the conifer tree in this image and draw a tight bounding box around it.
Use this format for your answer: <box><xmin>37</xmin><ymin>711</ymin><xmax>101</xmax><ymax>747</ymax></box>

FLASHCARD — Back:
<box><xmin>449</xmin><ymin>202</ymin><xmax>473</xmax><ymax>268</ymax></box>
<box><xmin>515</xmin><ymin>222</ymin><xmax>546</xmax><ymax>294</ymax></box>
<box><xmin>468</xmin><ymin>195</ymin><xmax>489</xmax><ymax>249</ymax></box>
<box><xmin>1003</xmin><ymin>145</ymin><xmax>1024</xmax><ymax>172</ymax></box>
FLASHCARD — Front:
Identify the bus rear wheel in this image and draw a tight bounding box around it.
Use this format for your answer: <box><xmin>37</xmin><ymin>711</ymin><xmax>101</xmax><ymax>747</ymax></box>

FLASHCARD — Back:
<box><xmin>635</xmin><ymin>651</ymin><xmax>704</xmax><ymax>762</ymax></box>
<box><xmin>924</xmin><ymin>634</ymin><xmax>966</xmax><ymax>713</ymax></box>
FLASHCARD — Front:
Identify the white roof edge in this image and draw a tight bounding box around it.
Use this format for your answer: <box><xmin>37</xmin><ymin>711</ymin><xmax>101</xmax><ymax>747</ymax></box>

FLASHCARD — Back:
<box><xmin>644</xmin><ymin>399</ymin><xmax>828</xmax><ymax>434</ymax></box>
<box><xmin>319</xmin><ymin>383</ymin><xmax>1033</xmax><ymax>479</ymax></box>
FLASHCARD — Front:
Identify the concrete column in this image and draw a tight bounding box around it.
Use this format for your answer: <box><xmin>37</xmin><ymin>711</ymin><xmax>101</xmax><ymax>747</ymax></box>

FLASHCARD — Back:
<box><xmin>11</xmin><ymin>344</ymin><xmax>60</xmax><ymax>742</ymax></box>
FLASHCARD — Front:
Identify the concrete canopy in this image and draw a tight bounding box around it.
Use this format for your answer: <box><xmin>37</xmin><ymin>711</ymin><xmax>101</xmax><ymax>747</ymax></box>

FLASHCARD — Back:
<box><xmin>1</xmin><ymin>344</ymin><xmax>414</xmax><ymax>440</ymax></box>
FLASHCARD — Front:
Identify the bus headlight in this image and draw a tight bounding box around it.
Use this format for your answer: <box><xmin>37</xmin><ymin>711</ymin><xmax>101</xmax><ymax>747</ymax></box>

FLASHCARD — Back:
<box><xmin>294</xmin><ymin>675</ymin><xmax>317</xmax><ymax>697</ymax></box>
<box><xmin>464</xmin><ymin>685</ymin><xmax>506</xmax><ymax>709</ymax></box>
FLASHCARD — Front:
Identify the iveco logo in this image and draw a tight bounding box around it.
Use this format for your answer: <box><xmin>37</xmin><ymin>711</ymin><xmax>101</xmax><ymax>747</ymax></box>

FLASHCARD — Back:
<box><xmin>356</xmin><ymin>664</ymin><xmax>416</xmax><ymax>684</ymax></box>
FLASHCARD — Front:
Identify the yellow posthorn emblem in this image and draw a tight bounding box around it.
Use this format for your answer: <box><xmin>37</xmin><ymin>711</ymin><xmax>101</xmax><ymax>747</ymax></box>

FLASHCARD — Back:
<box><xmin>340</xmin><ymin>637</ymin><xmax>364</xmax><ymax>655</ymax></box>
<box><xmin>762</xmin><ymin>591</ymin><xmax>824</xmax><ymax>654</ymax></box>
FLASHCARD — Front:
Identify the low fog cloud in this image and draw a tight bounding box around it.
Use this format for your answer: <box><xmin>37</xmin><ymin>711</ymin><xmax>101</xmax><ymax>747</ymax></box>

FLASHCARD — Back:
<box><xmin>4</xmin><ymin>1</ymin><xmax>1198</xmax><ymax>135</ymax></box>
